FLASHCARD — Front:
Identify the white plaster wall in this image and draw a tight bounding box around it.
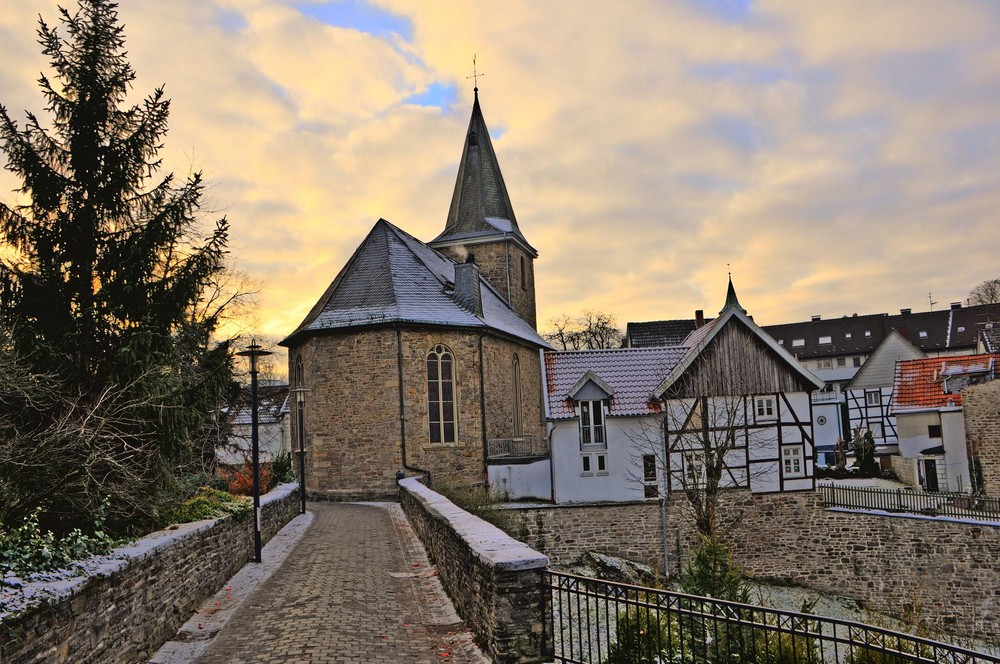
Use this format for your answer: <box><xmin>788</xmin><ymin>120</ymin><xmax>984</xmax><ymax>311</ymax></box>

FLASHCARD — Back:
<box><xmin>942</xmin><ymin>410</ymin><xmax>971</xmax><ymax>492</ymax></box>
<box><xmin>897</xmin><ymin>412</ymin><xmax>941</xmax><ymax>458</ymax></box>
<box><xmin>812</xmin><ymin>400</ymin><xmax>843</xmax><ymax>456</ymax></box>
<box><xmin>488</xmin><ymin>460</ymin><xmax>552</xmax><ymax>501</ymax></box>
<box><xmin>551</xmin><ymin>416</ymin><xmax>659</xmax><ymax>504</ymax></box>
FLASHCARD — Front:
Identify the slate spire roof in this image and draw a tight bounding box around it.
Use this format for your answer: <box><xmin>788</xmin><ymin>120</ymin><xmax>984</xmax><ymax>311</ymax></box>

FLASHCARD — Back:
<box><xmin>720</xmin><ymin>275</ymin><xmax>747</xmax><ymax>316</ymax></box>
<box><xmin>280</xmin><ymin>219</ymin><xmax>547</xmax><ymax>348</ymax></box>
<box><xmin>429</xmin><ymin>90</ymin><xmax>536</xmax><ymax>256</ymax></box>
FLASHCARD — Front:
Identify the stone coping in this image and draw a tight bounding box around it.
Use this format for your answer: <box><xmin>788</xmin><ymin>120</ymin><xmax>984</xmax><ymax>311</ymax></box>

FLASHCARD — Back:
<box><xmin>0</xmin><ymin>483</ymin><xmax>300</xmax><ymax>621</ymax></box>
<box><xmin>399</xmin><ymin>478</ymin><xmax>549</xmax><ymax>572</ymax></box>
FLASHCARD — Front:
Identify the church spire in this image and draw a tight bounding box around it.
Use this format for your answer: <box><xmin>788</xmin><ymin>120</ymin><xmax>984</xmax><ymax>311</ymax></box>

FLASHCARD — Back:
<box><xmin>720</xmin><ymin>274</ymin><xmax>747</xmax><ymax>315</ymax></box>
<box><xmin>429</xmin><ymin>90</ymin><xmax>536</xmax><ymax>256</ymax></box>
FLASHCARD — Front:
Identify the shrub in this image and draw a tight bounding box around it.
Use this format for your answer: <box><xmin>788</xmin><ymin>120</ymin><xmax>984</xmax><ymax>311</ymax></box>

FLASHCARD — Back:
<box><xmin>221</xmin><ymin>462</ymin><xmax>273</xmax><ymax>497</ymax></box>
<box><xmin>604</xmin><ymin>606</ymin><xmax>675</xmax><ymax>664</ymax></box>
<box><xmin>270</xmin><ymin>451</ymin><xmax>295</xmax><ymax>487</ymax></box>
<box><xmin>437</xmin><ymin>483</ymin><xmax>516</xmax><ymax>534</ymax></box>
<box><xmin>166</xmin><ymin>487</ymin><xmax>251</xmax><ymax>523</ymax></box>
<box><xmin>0</xmin><ymin>499</ymin><xmax>118</xmax><ymax>578</ymax></box>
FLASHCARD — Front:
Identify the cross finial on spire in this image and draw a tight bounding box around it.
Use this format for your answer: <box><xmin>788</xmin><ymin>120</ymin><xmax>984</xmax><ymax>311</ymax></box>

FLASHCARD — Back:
<box><xmin>467</xmin><ymin>54</ymin><xmax>485</xmax><ymax>94</ymax></box>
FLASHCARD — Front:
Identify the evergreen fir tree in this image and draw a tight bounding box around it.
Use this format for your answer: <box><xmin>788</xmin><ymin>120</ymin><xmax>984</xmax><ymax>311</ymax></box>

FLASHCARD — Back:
<box><xmin>0</xmin><ymin>0</ymin><xmax>237</xmax><ymax>532</ymax></box>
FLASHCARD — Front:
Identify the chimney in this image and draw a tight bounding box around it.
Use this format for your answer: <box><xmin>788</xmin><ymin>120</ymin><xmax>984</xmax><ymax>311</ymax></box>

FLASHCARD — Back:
<box><xmin>951</xmin><ymin>302</ymin><xmax>962</xmax><ymax>310</ymax></box>
<box><xmin>453</xmin><ymin>258</ymin><xmax>483</xmax><ymax>317</ymax></box>
<box><xmin>900</xmin><ymin>308</ymin><xmax>911</xmax><ymax>315</ymax></box>
<box><xmin>811</xmin><ymin>315</ymin><xmax>821</xmax><ymax>322</ymax></box>
<box><xmin>695</xmin><ymin>310</ymin><xmax>705</xmax><ymax>329</ymax></box>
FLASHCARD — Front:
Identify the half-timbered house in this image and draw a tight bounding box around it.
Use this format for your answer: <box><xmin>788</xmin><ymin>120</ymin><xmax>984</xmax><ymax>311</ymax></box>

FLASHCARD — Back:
<box><xmin>530</xmin><ymin>281</ymin><xmax>824</xmax><ymax>504</ymax></box>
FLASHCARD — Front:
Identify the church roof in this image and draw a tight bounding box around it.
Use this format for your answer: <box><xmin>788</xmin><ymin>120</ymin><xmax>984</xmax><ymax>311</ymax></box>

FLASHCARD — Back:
<box><xmin>720</xmin><ymin>276</ymin><xmax>747</xmax><ymax>315</ymax></box>
<box><xmin>280</xmin><ymin>219</ymin><xmax>548</xmax><ymax>348</ymax></box>
<box><xmin>429</xmin><ymin>90</ymin><xmax>536</xmax><ymax>256</ymax></box>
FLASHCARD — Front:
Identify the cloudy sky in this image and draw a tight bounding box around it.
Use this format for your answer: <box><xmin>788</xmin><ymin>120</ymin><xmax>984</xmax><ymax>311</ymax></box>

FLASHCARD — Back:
<box><xmin>2</xmin><ymin>0</ymin><xmax>1000</xmax><ymax>347</ymax></box>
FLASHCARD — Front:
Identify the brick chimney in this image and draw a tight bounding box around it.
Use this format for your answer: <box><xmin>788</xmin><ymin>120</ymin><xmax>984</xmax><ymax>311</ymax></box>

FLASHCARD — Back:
<box><xmin>453</xmin><ymin>258</ymin><xmax>483</xmax><ymax>317</ymax></box>
<box><xmin>695</xmin><ymin>310</ymin><xmax>705</xmax><ymax>329</ymax></box>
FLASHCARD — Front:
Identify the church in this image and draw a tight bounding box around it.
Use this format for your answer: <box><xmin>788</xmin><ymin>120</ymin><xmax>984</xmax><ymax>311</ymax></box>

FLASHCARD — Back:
<box><xmin>280</xmin><ymin>90</ymin><xmax>549</xmax><ymax>500</ymax></box>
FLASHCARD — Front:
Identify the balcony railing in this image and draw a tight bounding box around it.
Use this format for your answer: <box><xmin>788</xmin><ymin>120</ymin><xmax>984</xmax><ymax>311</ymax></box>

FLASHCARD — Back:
<box><xmin>819</xmin><ymin>483</ymin><xmax>1000</xmax><ymax>521</ymax></box>
<box><xmin>486</xmin><ymin>435</ymin><xmax>548</xmax><ymax>460</ymax></box>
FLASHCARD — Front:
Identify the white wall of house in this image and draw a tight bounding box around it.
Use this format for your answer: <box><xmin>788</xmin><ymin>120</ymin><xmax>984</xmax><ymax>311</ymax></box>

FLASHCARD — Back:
<box><xmin>895</xmin><ymin>408</ymin><xmax>970</xmax><ymax>492</ymax></box>
<box><xmin>811</xmin><ymin>399</ymin><xmax>843</xmax><ymax>463</ymax></box>
<box><xmin>941</xmin><ymin>410</ymin><xmax>970</xmax><ymax>492</ymax></box>
<box><xmin>488</xmin><ymin>460</ymin><xmax>551</xmax><ymax>501</ymax></box>
<box><xmin>221</xmin><ymin>417</ymin><xmax>290</xmax><ymax>465</ymax></box>
<box><xmin>550</xmin><ymin>415</ymin><xmax>661</xmax><ymax>504</ymax></box>
<box><xmin>846</xmin><ymin>386</ymin><xmax>898</xmax><ymax>452</ymax></box>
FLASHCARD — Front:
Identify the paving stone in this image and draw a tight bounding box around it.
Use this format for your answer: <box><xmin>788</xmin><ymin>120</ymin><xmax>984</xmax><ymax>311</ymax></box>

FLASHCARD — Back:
<box><xmin>192</xmin><ymin>503</ymin><xmax>489</xmax><ymax>663</ymax></box>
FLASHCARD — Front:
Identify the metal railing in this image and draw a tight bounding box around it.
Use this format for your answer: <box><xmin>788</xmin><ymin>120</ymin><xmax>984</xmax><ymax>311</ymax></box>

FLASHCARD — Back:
<box><xmin>819</xmin><ymin>484</ymin><xmax>1000</xmax><ymax>521</ymax></box>
<box><xmin>485</xmin><ymin>435</ymin><xmax>548</xmax><ymax>460</ymax></box>
<box><xmin>546</xmin><ymin>570</ymin><xmax>999</xmax><ymax>663</ymax></box>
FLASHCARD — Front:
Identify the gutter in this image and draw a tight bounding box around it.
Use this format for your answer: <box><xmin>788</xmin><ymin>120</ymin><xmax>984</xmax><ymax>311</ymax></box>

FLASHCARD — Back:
<box><xmin>396</xmin><ymin>326</ymin><xmax>432</xmax><ymax>485</ymax></box>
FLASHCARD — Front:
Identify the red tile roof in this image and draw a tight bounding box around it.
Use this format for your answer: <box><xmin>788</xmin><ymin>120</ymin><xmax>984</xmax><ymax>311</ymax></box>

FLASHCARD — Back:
<box><xmin>892</xmin><ymin>353</ymin><xmax>1000</xmax><ymax>413</ymax></box>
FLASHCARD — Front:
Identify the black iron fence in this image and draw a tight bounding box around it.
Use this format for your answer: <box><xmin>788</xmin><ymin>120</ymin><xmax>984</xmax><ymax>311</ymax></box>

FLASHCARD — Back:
<box><xmin>819</xmin><ymin>484</ymin><xmax>1000</xmax><ymax>521</ymax></box>
<box><xmin>546</xmin><ymin>570</ymin><xmax>999</xmax><ymax>663</ymax></box>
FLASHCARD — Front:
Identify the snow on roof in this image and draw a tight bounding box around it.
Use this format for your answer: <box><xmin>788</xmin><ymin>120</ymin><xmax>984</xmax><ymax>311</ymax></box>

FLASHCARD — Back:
<box><xmin>544</xmin><ymin>346</ymin><xmax>688</xmax><ymax>419</ymax></box>
<box><xmin>892</xmin><ymin>353</ymin><xmax>1000</xmax><ymax>413</ymax></box>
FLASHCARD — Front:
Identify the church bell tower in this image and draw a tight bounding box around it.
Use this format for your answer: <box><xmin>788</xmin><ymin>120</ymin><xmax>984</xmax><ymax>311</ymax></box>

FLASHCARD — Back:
<box><xmin>428</xmin><ymin>88</ymin><xmax>538</xmax><ymax>329</ymax></box>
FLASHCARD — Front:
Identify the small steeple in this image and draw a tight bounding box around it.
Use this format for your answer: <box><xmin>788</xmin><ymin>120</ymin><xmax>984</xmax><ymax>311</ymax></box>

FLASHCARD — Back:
<box><xmin>720</xmin><ymin>273</ymin><xmax>747</xmax><ymax>316</ymax></box>
<box><xmin>429</xmin><ymin>89</ymin><xmax>535</xmax><ymax>257</ymax></box>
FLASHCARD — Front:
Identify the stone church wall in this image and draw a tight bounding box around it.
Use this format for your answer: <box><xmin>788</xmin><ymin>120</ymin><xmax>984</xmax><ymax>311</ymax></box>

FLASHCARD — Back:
<box><xmin>962</xmin><ymin>380</ymin><xmax>1000</xmax><ymax>494</ymax></box>
<box><xmin>511</xmin><ymin>491</ymin><xmax>1000</xmax><ymax>642</ymax></box>
<box><xmin>290</xmin><ymin>327</ymin><xmax>546</xmax><ymax>499</ymax></box>
<box><xmin>439</xmin><ymin>241</ymin><xmax>537</xmax><ymax>329</ymax></box>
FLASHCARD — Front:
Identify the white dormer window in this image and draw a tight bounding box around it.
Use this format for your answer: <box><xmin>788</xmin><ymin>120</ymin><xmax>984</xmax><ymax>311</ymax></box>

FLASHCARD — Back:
<box><xmin>919</xmin><ymin>330</ymin><xmax>928</xmax><ymax>338</ymax></box>
<box><xmin>819</xmin><ymin>336</ymin><xmax>832</xmax><ymax>345</ymax></box>
<box><xmin>792</xmin><ymin>339</ymin><xmax>805</xmax><ymax>347</ymax></box>
<box><xmin>845</xmin><ymin>333</ymin><xmax>852</xmax><ymax>339</ymax></box>
<box><xmin>865</xmin><ymin>331</ymin><xmax>871</xmax><ymax>337</ymax></box>
<box><xmin>958</xmin><ymin>326</ymin><xmax>966</xmax><ymax>333</ymax></box>
<box><xmin>778</xmin><ymin>339</ymin><xmax>784</xmax><ymax>345</ymax></box>
<box><xmin>579</xmin><ymin>400</ymin><xmax>607</xmax><ymax>450</ymax></box>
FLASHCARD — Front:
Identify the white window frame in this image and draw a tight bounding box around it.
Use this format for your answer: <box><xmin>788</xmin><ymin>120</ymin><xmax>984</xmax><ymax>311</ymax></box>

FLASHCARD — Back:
<box><xmin>819</xmin><ymin>335</ymin><xmax>832</xmax><ymax>345</ymax></box>
<box><xmin>642</xmin><ymin>454</ymin><xmax>658</xmax><ymax>497</ymax></box>
<box><xmin>427</xmin><ymin>344</ymin><xmax>457</xmax><ymax>444</ymax></box>
<box><xmin>868</xmin><ymin>421</ymin><xmax>884</xmax><ymax>439</ymax></box>
<box><xmin>579</xmin><ymin>399</ymin><xmax>607</xmax><ymax>450</ymax></box>
<box><xmin>836</xmin><ymin>357</ymin><xmax>847</xmax><ymax>367</ymax></box>
<box><xmin>682</xmin><ymin>450</ymin><xmax>707</xmax><ymax>488</ymax></box>
<box><xmin>817</xmin><ymin>358</ymin><xmax>832</xmax><ymax>369</ymax></box>
<box><xmin>866</xmin><ymin>391</ymin><xmax>882</xmax><ymax>407</ymax></box>
<box><xmin>792</xmin><ymin>338</ymin><xmax>805</xmax><ymax>348</ymax></box>
<box><xmin>581</xmin><ymin>454</ymin><xmax>592</xmax><ymax>476</ymax></box>
<box><xmin>755</xmin><ymin>395</ymin><xmax>777</xmax><ymax>421</ymax></box>
<box><xmin>782</xmin><ymin>445</ymin><xmax>805</xmax><ymax>478</ymax></box>
<box><xmin>597</xmin><ymin>454</ymin><xmax>608</xmax><ymax>475</ymax></box>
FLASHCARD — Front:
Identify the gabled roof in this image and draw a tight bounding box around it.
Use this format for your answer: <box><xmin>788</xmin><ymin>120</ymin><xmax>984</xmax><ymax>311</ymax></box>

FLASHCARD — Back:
<box><xmin>892</xmin><ymin>353</ymin><xmax>1000</xmax><ymax>414</ymax></box>
<box><xmin>654</xmin><ymin>306</ymin><xmax>825</xmax><ymax>399</ymax></box>
<box><xmin>544</xmin><ymin>347</ymin><xmax>688</xmax><ymax>419</ymax></box>
<box><xmin>429</xmin><ymin>90</ymin><xmax>536</xmax><ymax>256</ymax></box>
<box><xmin>227</xmin><ymin>383</ymin><xmax>290</xmax><ymax>426</ymax></box>
<box><xmin>280</xmin><ymin>219</ymin><xmax>548</xmax><ymax>348</ymax></box>
<box><xmin>761</xmin><ymin>303</ymin><xmax>1000</xmax><ymax>359</ymax></box>
<box><xmin>624</xmin><ymin>319</ymin><xmax>702</xmax><ymax>348</ymax></box>
<box><xmin>845</xmin><ymin>329</ymin><xmax>926</xmax><ymax>391</ymax></box>
<box><xmin>982</xmin><ymin>325</ymin><xmax>1000</xmax><ymax>353</ymax></box>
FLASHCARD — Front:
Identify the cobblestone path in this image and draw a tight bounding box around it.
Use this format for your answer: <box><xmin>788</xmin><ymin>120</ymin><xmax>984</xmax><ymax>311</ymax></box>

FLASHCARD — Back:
<box><xmin>194</xmin><ymin>503</ymin><xmax>489</xmax><ymax>663</ymax></box>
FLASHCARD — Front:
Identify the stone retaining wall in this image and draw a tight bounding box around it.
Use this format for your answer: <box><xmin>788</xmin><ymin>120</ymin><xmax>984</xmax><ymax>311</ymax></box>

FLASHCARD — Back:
<box><xmin>1</xmin><ymin>483</ymin><xmax>301</xmax><ymax>664</ymax></box>
<box><xmin>399</xmin><ymin>478</ymin><xmax>550</xmax><ymax>664</ymax></box>
<box><xmin>511</xmin><ymin>491</ymin><xmax>1000</xmax><ymax>642</ymax></box>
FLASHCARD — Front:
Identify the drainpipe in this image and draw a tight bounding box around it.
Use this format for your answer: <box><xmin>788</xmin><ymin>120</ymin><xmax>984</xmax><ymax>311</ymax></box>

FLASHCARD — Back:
<box><xmin>396</xmin><ymin>326</ymin><xmax>431</xmax><ymax>486</ymax></box>
<box><xmin>479</xmin><ymin>333</ymin><xmax>489</xmax><ymax>486</ymax></box>
<box><xmin>659</xmin><ymin>495</ymin><xmax>670</xmax><ymax>580</ymax></box>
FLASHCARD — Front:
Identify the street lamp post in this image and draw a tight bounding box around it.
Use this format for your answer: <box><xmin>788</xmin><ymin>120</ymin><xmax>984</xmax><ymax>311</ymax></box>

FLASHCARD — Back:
<box><xmin>237</xmin><ymin>339</ymin><xmax>271</xmax><ymax>563</ymax></box>
<box><xmin>290</xmin><ymin>383</ymin><xmax>308</xmax><ymax>515</ymax></box>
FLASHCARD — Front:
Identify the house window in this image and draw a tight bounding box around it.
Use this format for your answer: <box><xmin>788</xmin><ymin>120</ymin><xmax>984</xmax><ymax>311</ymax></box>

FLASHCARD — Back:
<box><xmin>427</xmin><ymin>344</ymin><xmax>457</xmax><ymax>443</ymax></box>
<box><xmin>683</xmin><ymin>451</ymin><xmax>706</xmax><ymax>488</ymax></box>
<box><xmin>778</xmin><ymin>340</ymin><xmax>784</xmax><ymax>346</ymax></box>
<box><xmin>755</xmin><ymin>396</ymin><xmax>776</xmax><ymax>420</ymax></box>
<box><xmin>864</xmin><ymin>331</ymin><xmax>871</xmax><ymax>337</ymax></box>
<box><xmin>582</xmin><ymin>455</ymin><xmax>592</xmax><ymax>474</ymax></box>
<box><xmin>579</xmin><ymin>400</ymin><xmax>606</xmax><ymax>449</ymax></box>
<box><xmin>919</xmin><ymin>330</ymin><xmax>928</xmax><ymax>338</ymax></box>
<box><xmin>642</xmin><ymin>454</ymin><xmax>658</xmax><ymax>497</ymax></box>
<box><xmin>782</xmin><ymin>446</ymin><xmax>804</xmax><ymax>478</ymax></box>
<box><xmin>792</xmin><ymin>339</ymin><xmax>805</xmax><ymax>347</ymax></box>
<box><xmin>853</xmin><ymin>357</ymin><xmax>862</xmax><ymax>367</ymax></box>
<box><xmin>928</xmin><ymin>424</ymin><xmax>942</xmax><ymax>438</ymax></box>
<box><xmin>512</xmin><ymin>354</ymin><xmax>523</xmax><ymax>437</ymax></box>
<box><xmin>866</xmin><ymin>391</ymin><xmax>881</xmax><ymax>406</ymax></box>
<box><xmin>819</xmin><ymin>336</ymin><xmax>832</xmax><ymax>345</ymax></box>
<box><xmin>869</xmin><ymin>421</ymin><xmax>884</xmax><ymax>438</ymax></box>
<box><xmin>837</xmin><ymin>357</ymin><xmax>847</xmax><ymax>367</ymax></box>
<box><xmin>817</xmin><ymin>358</ymin><xmax>832</xmax><ymax>369</ymax></box>
<box><xmin>958</xmin><ymin>326</ymin><xmax>966</xmax><ymax>333</ymax></box>
<box><xmin>597</xmin><ymin>454</ymin><xmax>607</xmax><ymax>474</ymax></box>
<box><xmin>845</xmin><ymin>333</ymin><xmax>852</xmax><ymax>339</ymax></box>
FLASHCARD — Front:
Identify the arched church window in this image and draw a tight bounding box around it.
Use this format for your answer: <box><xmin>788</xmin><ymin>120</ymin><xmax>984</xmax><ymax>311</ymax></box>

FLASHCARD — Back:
<box><xmin>427</xmin><ymin>344</ymin><xmax>457</xmax><ymax>443</ymax></box>
<box><xmin>512</xmin><ymin>354</ymin><xmax>523</xmax><ymax>437</ymax></box>
<box><xmin>520</xmin><ymin>255</ymin><xmax>527</xmax><ymax>290</ymax></box>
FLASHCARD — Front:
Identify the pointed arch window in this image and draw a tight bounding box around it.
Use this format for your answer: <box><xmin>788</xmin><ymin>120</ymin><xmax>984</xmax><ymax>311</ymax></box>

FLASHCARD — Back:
<box><xmin>427</xmin><ymin>344</ymin><xmax>457</xmax><ymax>443</ymax></box>
<box><xmin>512</xmin><ymin>354</ymin><xmax>523</xmax><ymax>437</ymax></box>
<box><xmin>520</xmin><ymin>255</ymin><xmax>527</xmax><ymax>290</ymax></box>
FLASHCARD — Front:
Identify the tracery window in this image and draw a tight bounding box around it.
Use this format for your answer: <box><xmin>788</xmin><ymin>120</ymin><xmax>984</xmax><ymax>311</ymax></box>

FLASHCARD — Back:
<box><xmin>427</xmin><ymin>344</ymin><xmax>457</xmax><ymax>443</ymax></box>
<box><xmin>512</xmin><ymin>354</ymin><xmax>523</xmax><ymax>437</ymax></box>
